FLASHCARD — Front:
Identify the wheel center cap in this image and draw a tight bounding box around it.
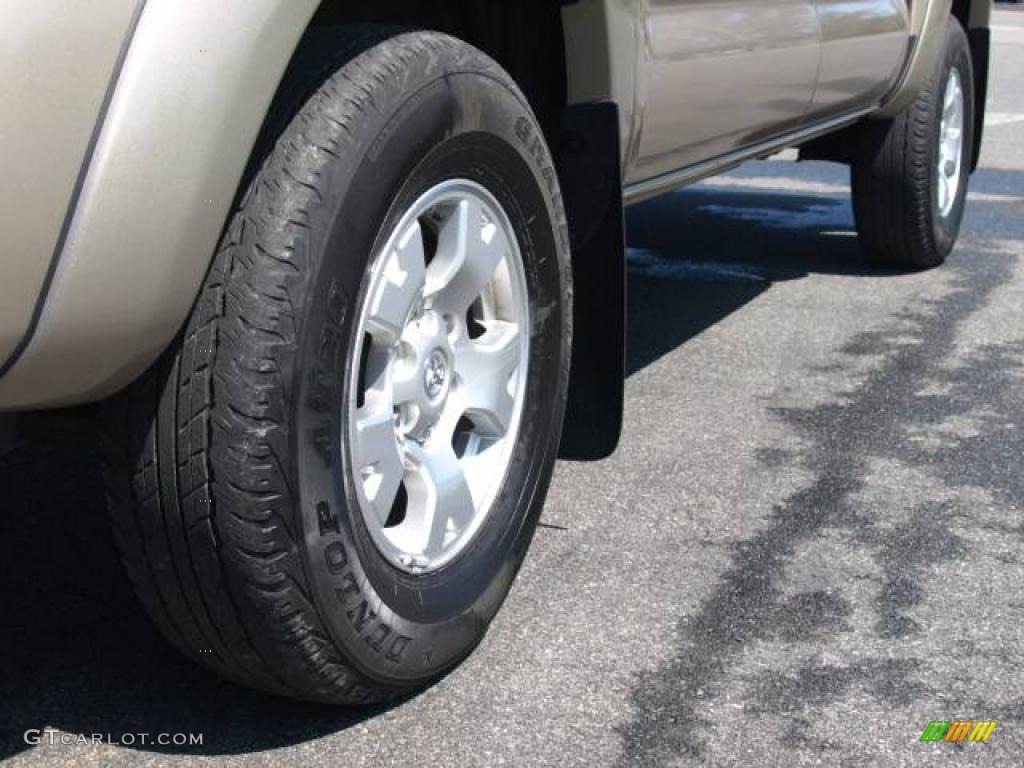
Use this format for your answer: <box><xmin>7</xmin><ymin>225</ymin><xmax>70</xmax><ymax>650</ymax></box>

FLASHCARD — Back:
<box><xmin>424</xmin><ymin>348</ymin><xmax>448</xmax><ymax>400</ymax></box>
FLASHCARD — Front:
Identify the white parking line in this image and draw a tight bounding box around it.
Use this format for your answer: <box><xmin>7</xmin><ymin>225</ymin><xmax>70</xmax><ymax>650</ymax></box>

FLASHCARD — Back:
<box><xmin>986</xmin><ymin>112</ymin><xmax>1024</xmax><ymax>128</ymax></box>
<box><xmin>702</xmin><ymin>176</ymin><xmax>846</xmax><ymax>196</ymax></box>
<box><xmin>699</xmin><ymin>175</ymin><xmax>1022</xmax><ymax>205</ymax></box>
<box><xmin>992</xmin><ymin>24</ymin><xmax>1024</xmax><ymax>44</ymax></box>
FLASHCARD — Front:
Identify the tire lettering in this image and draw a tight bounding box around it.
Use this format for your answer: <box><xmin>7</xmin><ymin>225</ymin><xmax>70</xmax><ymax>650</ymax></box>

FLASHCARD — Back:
<box><xmin>324</xmin><ymin>540</ymin><xmax>347</xmax><ymax>573</ymax></box>
<box><xmin>310</xmin><ymin>268</ymin><xmax>413</xmax><ymax>668</ymax></box>
<box><xmin>317</xmin><ymin>501</ymin><xmax>342</xmax><ymax>536</ymax></box>
<box><xmin>515</xmin><ymin>116</ymin><xmax>532</xmax><ymax>144</ymax></box>
<box><xmin>336</xmin><ymin>572</ymin><xmax>360</xmax><ymax>602</ymax></box>
<box><xmin>364</xmin><ymin>623</ymin><xmax>390</xmax><ymax>653</ymax></box>
<box><xmin>515</xmin><ymin>118</ymin><xmax>570</xmax><ymax>254</ymax></box>
<box><xmin>347</xmin><ymin>600</ymin><xmax>377</xmax><ymax>633</ymax></box>
<box><xmin>317</xmin><ymin>325</ymin><xmax>341</xmax><ymax>372</ymax></box>
<box><xmin>541</xmin><ymin>165</ymin><xmax>556</xmax><ymax>195</ymax></box>
<box><xmin>386</xmin><ymin>635</ymin><xmax>412</xmax><ymax>664</ymax></box>
<box><xmin>310</xmin><ymin>425</ymin><xmax>333</xmax><ymax>468</ymax></box>
<box><xmin>323</xmin><ymin>540</ymin><xmax>414</xmax><ymax>666</ymax></box>
<box><xmin>317</xmin><ymin>499</ymin><xmax>417</xmax><ymax>667</ymax></box>
<box><xmin>306</xmin><ymin>365</ymin><xmax>333</xmax><ymax>413</ymax></box>
<box><xmin>326</xmin><ymin>279</ymin><xmax>348</xmax><ymax>326</ymax></box>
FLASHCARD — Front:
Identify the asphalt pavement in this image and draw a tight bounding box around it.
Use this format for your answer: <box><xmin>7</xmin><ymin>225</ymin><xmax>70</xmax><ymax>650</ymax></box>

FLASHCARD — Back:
<box><xmin>2</xmin><ymin>9</ymin><xmax>1023</xmax><ymax>767</ymax></box>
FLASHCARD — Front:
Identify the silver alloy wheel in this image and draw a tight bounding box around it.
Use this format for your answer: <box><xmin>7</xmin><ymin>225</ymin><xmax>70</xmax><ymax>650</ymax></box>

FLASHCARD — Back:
<box><xmin>346</xmin><ymin>179</ymin><xmax>530</xmax><ymax>575</ymax></box>
<box><xmin>936</xmin><ymin>67</ymin><xmax>965</xmax><ymax>219</ymax></box>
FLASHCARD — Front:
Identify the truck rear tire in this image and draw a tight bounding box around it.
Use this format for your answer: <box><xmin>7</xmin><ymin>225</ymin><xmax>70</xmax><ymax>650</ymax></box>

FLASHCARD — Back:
<box><xmin>851</xmin><ymin>16</ymin><xmax>975</xmax><ymax>269</ymax></box>
<box><xmin>102</xmin><ymin>29</ymin><xmax>571</xmax><ymax>704</ymax></box>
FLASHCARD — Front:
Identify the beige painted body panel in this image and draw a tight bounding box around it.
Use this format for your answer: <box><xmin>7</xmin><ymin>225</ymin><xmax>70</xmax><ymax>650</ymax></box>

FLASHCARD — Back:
<box><xmin>632</xmin><ymin>0</ymin><xmax>821</xmax><ymax>182</ymax></box>
<box><xmin>0</xmin><ymin>0</ymin><xmax>320</xmax><ymax>408</ymax></box>
<box><xmin>564</xmin><ymin>0</ymin><xmax>913</xmax><ymax>188</ymax></box>
<box><xmin>809</xmin><ymin>0</ymin><xmax>910</xmax><ymax>117</ymax></box>
<box><xmin>878</xmin><ymin>0</ymin><xmax>953</xmax><ymax>116</ymax></box>
<box><xmin>0</xmin><ymin>0</ymin><xmax>137</xmax><ymax>364</ymax></box>
<box><xmin>0</xmin><ymin>0</ymin><xmax>989</xmax><ymax>408</ymax></box>
<box><xmin>563</xmin><ymin>0</ymin><xmax>645</xmax><ymax>173</ymax></box>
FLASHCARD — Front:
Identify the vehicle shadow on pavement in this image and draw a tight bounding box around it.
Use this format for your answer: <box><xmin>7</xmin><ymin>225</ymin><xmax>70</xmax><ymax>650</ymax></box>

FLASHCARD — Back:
<box><xmin>626</xmin><ymin>183</ymin><xmax>880</xmax><ymax>376</ymax></box>
<box><xmin>0</xmin><ymin>180</ymin><xmax>883</xmax><ymax>759</ymax></box>
<box><xmin>0</xmin><ymin>181</ymin><xmax>873</xmax><ymax>758</ymax></box>
<box><xmin>1</xmin><ymin>169</ymin><xmax>1019</xmax><ymax>759</ymax></box>
<box><xmin>626</xmin><ymin>164</ymin><xmax>1024</xmax><ymax>376</ymax></box>
<box><xmin>0</xmin><ymin>428</ymin><xmax>393</xmax><ymax>758</ymax></box>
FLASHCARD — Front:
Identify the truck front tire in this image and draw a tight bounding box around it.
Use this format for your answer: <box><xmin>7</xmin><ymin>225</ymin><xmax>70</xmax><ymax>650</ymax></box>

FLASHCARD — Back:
<box><xmin>103</xmin><ymin>29</ymin><xmax>571</xmax><ymax>704</ymax></box>
<box><xmin>851</xmin><ymin>16</ymin><xmax>975</xmax><ymax>269</ymax></box>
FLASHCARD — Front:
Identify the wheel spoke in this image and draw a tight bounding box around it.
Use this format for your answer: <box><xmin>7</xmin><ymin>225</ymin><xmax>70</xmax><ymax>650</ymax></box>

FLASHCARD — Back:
<box><xmin>351</xmin><ymin>405</ymin><xmax>404</xmax><ymax>526</ymax></box>
<box><xmin>935</xmin><ymin>69</ymin><xmax>964</xmax><ymax>218</ymax></box>
<box><xmin>944</xmin><ymin>134</ymin><xmax>961</xmax><ymax>167</ymax></box>
<box><xmin>366</xmin><ymin>221</ymin><xmax>427</xmax><ymax>342</ymax></box>
<box><xmin>405</xmin><ymin>442</ymin><xmax>476</xmax><ymax>554</ymax></box>
<box><xmin>455</xmin><ymin>321</ymin><xmax>522</xmax><ymax>436</ymax></box>
<box><xmin>427</xmin><ymin>198</ymin><xmax>508</xmax><ymax>315</ymax></box>
<box><xmin>944</xmin><ymin>78</ymin><xmax>957</xmax><ymax>115</ymax></box>
<box><xmin>346</xmin><ymin>181</ymin><xmax>530</xmax><ymax>573</ymax></box>
<box><xmin>391</xmin><ymin>357</ymin><xmax>422</xmax><ymax>407</ymax></box>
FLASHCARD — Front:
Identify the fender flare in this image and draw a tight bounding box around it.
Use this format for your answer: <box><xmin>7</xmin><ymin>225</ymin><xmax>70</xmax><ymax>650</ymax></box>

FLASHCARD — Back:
<box><xmin>0</xmin><ymin>0</ymin><xmax>320</xmax><ymax>407</ymax></box>
<box><xmin>877</xmin><ymin>0</ymin><xmax>991</xmax><ymax>173</ymax></box>
<box><xmin>877</xmin><ymin>0</ymin><xmax>954</xmax><ymax>118</ymax></box>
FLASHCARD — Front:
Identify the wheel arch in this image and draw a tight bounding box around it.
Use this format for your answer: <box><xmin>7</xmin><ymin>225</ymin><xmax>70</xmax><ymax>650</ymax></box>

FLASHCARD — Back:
<box><xmin>308</xmin><ymin>2</ymin><xmax>626</xmax><ymax>458</ymax></box>
<box><xmin>0</xmin><ymin>0</ymin><xmax>322</xmax><ymax>409</ymax></box>
<box><xmin>878</xmin><ymin>0</ymin><xmax>990</xmax><ymax>172</ymax></box>
<box><xmin>0</xmin><ymin>0</ymin><xmax>587</xmax><ymax>411</ymax></box>
<box><xmin>804</xmin><ymin>0</ymin><xmax>989</xmax><ymax>173</ymax></box>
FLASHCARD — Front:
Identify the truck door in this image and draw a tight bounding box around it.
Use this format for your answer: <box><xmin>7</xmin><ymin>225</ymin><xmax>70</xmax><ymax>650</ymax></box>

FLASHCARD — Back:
<box><xmin>807</xmin><ymin>0</ymin><xmax>911</xmax><ymax>118</ymax></box>
<box><xmin>631</xmin><ymin>0</ymin><xmax>820</xmax><ymax>183</ymax></box>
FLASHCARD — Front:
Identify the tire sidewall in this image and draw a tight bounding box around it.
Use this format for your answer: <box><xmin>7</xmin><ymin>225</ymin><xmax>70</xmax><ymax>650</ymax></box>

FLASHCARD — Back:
<box><xmin>289</xmin><ymin>45</ymin><xmax>570</xmax><ymax>686</ymax></box>
<box><xmin>930</xmin><ymin>20</ymin><xmax>975</xmax><ymax>255</ymax></box>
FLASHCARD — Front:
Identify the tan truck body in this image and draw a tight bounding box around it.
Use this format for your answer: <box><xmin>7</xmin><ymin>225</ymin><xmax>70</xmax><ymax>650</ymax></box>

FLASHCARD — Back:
<box><xmin>0</xmin><ymin>0</ymin><xmax>991</xmax><ymax>409</ymax></box>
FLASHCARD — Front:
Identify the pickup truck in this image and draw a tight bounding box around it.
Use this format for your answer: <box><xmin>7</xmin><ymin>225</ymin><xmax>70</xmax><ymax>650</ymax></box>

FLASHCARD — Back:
<box><xmin>2</xmin><ymin>0</ymin><xmax>991</xmax><ymax>704</ymax></box>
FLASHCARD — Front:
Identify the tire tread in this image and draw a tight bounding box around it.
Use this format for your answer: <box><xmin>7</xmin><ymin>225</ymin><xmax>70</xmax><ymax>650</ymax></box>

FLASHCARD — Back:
<box><xmin>851</xmin><ymin>17</ymin><xmax>972</xmax><ymax>269</ymax></box>
<box><xmin>101</xmin><ymin>29</ymin><xmax>519</xmax><ymax>704</ymax></box>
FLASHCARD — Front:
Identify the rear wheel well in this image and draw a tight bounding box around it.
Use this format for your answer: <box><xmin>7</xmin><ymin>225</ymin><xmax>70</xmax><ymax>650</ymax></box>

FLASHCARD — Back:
<box><xmin>293</xmin><ymin>2</ymin><xmax>625</xmax><ymax>460</ymax></box>
<box><xmin>263</xmin><ymin>3</ymin><xmax>625</xmax><ymax>460</ymax></box>
<box><xmin>308</xmin><ymin>0</ymin><xmax>568</xmax><ymax>143</ymax></box>
<box><xmin>800</xmin><ymin>3</ymin><xmax>989</xmax><ymax>171</ymax></box>
<box><xmin>951</xmin><ymin>0</ymin><xmax>971</xmax><ymax>30</ymax></box>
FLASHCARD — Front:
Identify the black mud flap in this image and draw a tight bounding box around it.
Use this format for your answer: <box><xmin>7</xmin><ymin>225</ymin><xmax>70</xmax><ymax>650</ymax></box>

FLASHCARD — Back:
<box><xmin>556</xmin><ymin>102</ymin><xmax>625</xmax><ymax>461</ymax></box>
<box><xmin>967</xmin><ymin>27</ymin><xmax>990</xmax><ymax>173</ymax></box>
